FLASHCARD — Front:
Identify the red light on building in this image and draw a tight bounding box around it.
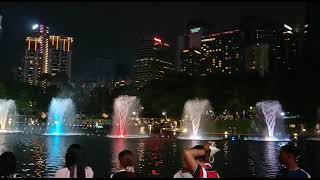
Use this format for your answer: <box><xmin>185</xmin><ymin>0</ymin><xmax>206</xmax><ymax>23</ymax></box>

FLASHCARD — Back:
<box><xmin>154</xmin><ymin>38</ymin><xmax>162</xmax><ymax>42</ymax></box>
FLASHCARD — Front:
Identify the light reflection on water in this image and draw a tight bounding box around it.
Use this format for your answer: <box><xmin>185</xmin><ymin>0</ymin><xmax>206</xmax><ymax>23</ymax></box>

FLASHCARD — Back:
<box><xmin>111</xmin><ymin>138</ymin><xmax>127</xmax><ymax>172</ymax></box>
<box><xmin>248</xmin><ymin>141</ymin><xmax>282</xmax><ymax>178</ymax></box>
<box><xmin>46</xmin><ymin>136</ymin><xmax>65</xmax><ymax>177</ymax></box>
<box><xmin>0</xmin><ymin>134</ymin><xmax>317</xmax><ymax>178</ymax></box>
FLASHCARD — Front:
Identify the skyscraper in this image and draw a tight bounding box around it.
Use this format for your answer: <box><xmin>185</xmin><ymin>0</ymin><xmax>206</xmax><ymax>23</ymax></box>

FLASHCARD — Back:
<box><xmin>176</xmin><ymin>34</ymin><xmax>188</xmax><ymax>71</ymax></box>
<box><xmin>133</xmin><ymin>36</ymin><xmax>175</xmax><ymax>88</ymax></box>
<box><xmin>276</xmin><ymin>24</ymin><xmax>307</xmax><ymax>73</ymax></box>
<box><xmin>23</xmin><ymin>36</ymin><xmax>41</xmax><ymax>85</ymax></box>
<box><xmin>23</xmin><ymin>24</ymin><xmax>74</xmax><ymax>87</ymax></box>
<box><xmin>181</xmin><ymin>28</ymin><xmax>242</xmax><ymax>76</ymax></box>
<box><xmin>49</xmin><ymin>35</ymin><xmax>73</xmax><ymax>81</ymax></box>
<box><xmin>32</xmin><ymin>24</ymin><xmax>49</xmax><ymax>74</ymax></box>
<box><xmin>180</xmin><ymin>49</ymin><xmax>203</xmax><ymax>76</ymax></box>
<box><xmin>240</xmin><ymin>16</ymin><xmax>280</xmax><ymax>76</ymax></box>
<box><xmin>201</xmin><ymin>29</ymin><xmax>242</xmax><ymax>75</ymax></box>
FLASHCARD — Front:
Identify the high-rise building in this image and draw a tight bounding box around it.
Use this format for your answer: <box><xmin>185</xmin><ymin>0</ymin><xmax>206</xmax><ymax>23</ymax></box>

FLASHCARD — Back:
<box><xmin>180</xmin><ymin>49</ymin><xmax>204</xmax><ymax>76</ymax></box>
<box><xmin>201</xmin><ymin>29</ymin><xmax>242</xmax><ymax>75</ymax></box>
<box><xmin>181</xmin><ymin>28</ymin><xmax>242</xmax><ymax>76</ymax></box>
<box><xmin>276</xmin><ymin>24</ymin><xmax>307</xmax><ymax>73</ymax></box>
<box><xmin>186</xmin><ymin>22</ymin><xmax>209</xmax><ymax>49</ymax></box>
<box><xmin>49</xmin><ymin>35</ymin><xmax>73</xmax><ymax>80</ymax></box>
<box><xmin>23</xmin><ymin>24</ymin><xmax>74</xmax><ymax>87</ymax></box>
<box><xmin>23</xmin><ymin>36</ymin><xmax>41</xmax><ymax>85</ymax></box>
<box><xmin>31</xmin><ymin>24</ymin><xmax>49</xmax><ymax>74</ymax></box>
<box><xmin>133</xmin><ymin>36</ymin><xmax>175</xmax><ymax>88</ymax></box>
<box><xmin>240</xmin><ymin>17</ymin><xmax>280</xmax><ymax>76</ymax></box>
<box><xmin>176</xmin><ymin>34</ymin><xmax>188</xmax><ymax>71</ymax></box>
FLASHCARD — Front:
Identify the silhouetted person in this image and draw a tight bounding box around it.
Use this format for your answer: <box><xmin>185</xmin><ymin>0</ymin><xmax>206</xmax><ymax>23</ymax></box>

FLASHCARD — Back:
<box><xmin>0</xmin><ymin>151</ymin><xmax>23</xmax><ymax>178</ymax></box>
<box><xmin>277</xmin><ymin>144</ymin><xmax>310</xmax><ymax>178</ymax></box>
<box><xmin>174</xmin><ymin>145</ymin><xmax>209</xmax><ymax>178</ymax></box>
<box><xmin>183</xmin><ymin>143</ymin><xmax>220</xmax><ymax>178</ymax></box>
<box><xmin>110</xmin><ymin>150</ymin><xmax>137</xmax><ymax>178</ymax></box>
<box><xmin>55</xmin><ymin>144</ymin><xmax>94</xmax><ymax>178</ymax></box>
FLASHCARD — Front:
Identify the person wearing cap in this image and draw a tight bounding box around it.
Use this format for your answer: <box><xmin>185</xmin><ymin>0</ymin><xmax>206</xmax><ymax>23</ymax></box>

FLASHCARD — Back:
<box><xmin>182</xmin><ymin>142</ymin><xmax>220</xmax><ymax>178</ymax></box>
<box><xmin>277</xmin><ymin>144</ymin><xmax>311</xmax><ymax>178</ymax></box>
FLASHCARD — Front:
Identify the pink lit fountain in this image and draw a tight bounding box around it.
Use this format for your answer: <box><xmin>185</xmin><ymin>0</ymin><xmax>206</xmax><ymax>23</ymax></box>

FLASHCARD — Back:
<box><xmin>107</xmin><ymin>95</ymin><xmax>150</xmax><ymax>139</ymax></box>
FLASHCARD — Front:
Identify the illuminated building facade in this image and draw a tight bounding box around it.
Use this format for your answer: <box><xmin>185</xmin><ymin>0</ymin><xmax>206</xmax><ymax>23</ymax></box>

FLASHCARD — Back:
<box><xmin>276</xmin><ymin>24</ymin><xmax>308</xmax><ymax>73</ymax></box>
<box><xmin>133</xmin><ymin>37</ymin><xmax>175</xmax><ymax>88</ymax></box>
<box><xmin>201</xmin><ymin>29</ymin><xmax>242</xmax><ymax>75</ymax></box>
<box><xmin>24</xmin><ymin>36</ymin><xmax>41</xmax><ymax>85</ymax></box>
<box><xmin>180</xmin><ymin>49</ymin><xmax>206</xmax><ymax>76</ymax></box>
<box><xmin>181</xmin><ymin>29</ymin><xmax>242</xmax><ymax>76</ymax></box>
<box><xmin>23</xmin><ymin>24</ymin><xmax>74</xmax><ymax>86</ymax></box>
<box><xmin>241</xmin><ymin>16</ymin><xmax>280</xmax><ymax>76</ymax></box>
<box><xmin>49</xmin><ymin>35</ymin><xmax>73</xmax><ymax>80</ymax></box>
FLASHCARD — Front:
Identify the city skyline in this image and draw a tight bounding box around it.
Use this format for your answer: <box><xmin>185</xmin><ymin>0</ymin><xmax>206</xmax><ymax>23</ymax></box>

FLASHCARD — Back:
<box><xmin>0</xmin><ymin>2</ymin><xmax>306</xmax><ymax>80</ymax></box>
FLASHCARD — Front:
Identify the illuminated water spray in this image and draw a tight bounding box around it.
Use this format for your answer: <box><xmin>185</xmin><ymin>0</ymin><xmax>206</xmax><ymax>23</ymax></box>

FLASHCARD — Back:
<box><xmin>0</xmin><ymin>99</ymin><xmax>17</xmax><ymax>130</ymax></box>
<box><xmin>256</xmin><ymin>101</ymin><xmax>283</xmax><ymax>138</ymax></box>
<box><xmin>47</xmin><ymin>98</ymin><xmax>75</xmax><ymax>135</ymax></box>
<box><xmin>182</xmin><ymin>98</ymin><xmax>212</xmax><ymax>139</ymax></box>
<box><xmin>108</xmin><ymin>95</ymin><xmax>148</xmax><ymax>138</ymax></box>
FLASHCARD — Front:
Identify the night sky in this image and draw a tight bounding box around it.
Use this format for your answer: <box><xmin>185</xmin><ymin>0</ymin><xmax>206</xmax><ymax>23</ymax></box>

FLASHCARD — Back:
<box><xmin>0</xmin><ymin>2</ymin><xmax>306</xmax><ymax>80</ymax></box>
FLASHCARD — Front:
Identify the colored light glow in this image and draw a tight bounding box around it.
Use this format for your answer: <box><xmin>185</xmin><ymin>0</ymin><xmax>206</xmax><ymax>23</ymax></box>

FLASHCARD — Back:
<box><xmin>153</xmin><ymin>38</ymin><xmax>162</xmax><ymax>42</ymax></box>
<box><xmin>32</xmin><ymin>24</ymin><xmax>39</xmax><ymax>30</ymax></box>
<box><xmin>190</xmin><ymin>27</ymin><xmax>201</xmax><ymax>33</ymax></box>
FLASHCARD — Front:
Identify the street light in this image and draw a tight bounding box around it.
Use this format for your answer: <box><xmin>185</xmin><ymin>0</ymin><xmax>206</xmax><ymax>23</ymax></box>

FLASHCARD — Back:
<box><xmin>162</xmin><ymin>111</ymin><xmax>167</xmax><ymax>120</ymax></box>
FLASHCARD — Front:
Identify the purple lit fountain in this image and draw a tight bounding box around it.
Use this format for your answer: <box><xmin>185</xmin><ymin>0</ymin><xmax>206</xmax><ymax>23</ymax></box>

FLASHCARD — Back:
<box><xmin>107</xmin><ymin>95</ymin><xmax>150</xmax><ymax>139</ymax></box>
<box><xmin>245</xmin><ymin>100</ymin><xmax>290</xmax><ymax>141</ymax></box>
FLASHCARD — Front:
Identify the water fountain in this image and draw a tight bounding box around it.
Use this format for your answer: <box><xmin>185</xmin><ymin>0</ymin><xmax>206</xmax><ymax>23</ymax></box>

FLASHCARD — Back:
<box><xmin>245</xmin><ymin>100</ymin><xmax>290</xmax><ymax>141</ymax></box>
<box><xmin>107</xmin><ymin>95</ymin><xmax>150</xmax><ymax>139</ymax></box>
<box><xmin>177</xmin><ymin>98</ymin><xmax>222</xmax><ymax>140</ymax></box>
<box><xmin>0</xmin><ymin>99</ymin><xmax>20</xmax><ymax>133</ymax></box>
<box><xmin>44</xmin><ymin>98</ymin><xmax>81</xmax><ymax>136</ymax></box>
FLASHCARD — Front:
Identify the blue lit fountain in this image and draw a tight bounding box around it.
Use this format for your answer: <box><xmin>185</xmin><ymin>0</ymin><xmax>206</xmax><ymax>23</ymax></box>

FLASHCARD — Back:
<box><xmin>44</xmin><ymin>98</ymin><xmax>81</xmax><ymax>136</ymax></box>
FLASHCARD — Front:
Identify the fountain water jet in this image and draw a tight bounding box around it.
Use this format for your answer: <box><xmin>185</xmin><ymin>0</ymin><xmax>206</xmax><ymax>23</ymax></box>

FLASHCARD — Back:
<box><xmin>177</xmin><ymin>98</ymin><xmax>222</xmax><ymax>140</ymax></box>
<box><xmin>107</xmin><ymin>95</ymin><xmax>150</xmax><ymax>139</ymax></box>
<box><xmin>245</xmin><ymin>101</ymin><xmax>290</xmax><ymax>141</ymax></box>
<box><xmin>0</xmin><ymin>99</ymin><xmax>20</xmax><ymax>133</ymax></box>
<box><xmin>44</xmin><ymin>98</ymin><xmax>80</xmax><ymax>136</ymax></box>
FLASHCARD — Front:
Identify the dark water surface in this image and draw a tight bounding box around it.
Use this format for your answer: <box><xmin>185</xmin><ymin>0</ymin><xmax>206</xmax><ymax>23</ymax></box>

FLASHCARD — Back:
<box><xmin>0</xmin><ymin>133</ymin><xmax>319</xmax><ymax>178</ymax></box>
